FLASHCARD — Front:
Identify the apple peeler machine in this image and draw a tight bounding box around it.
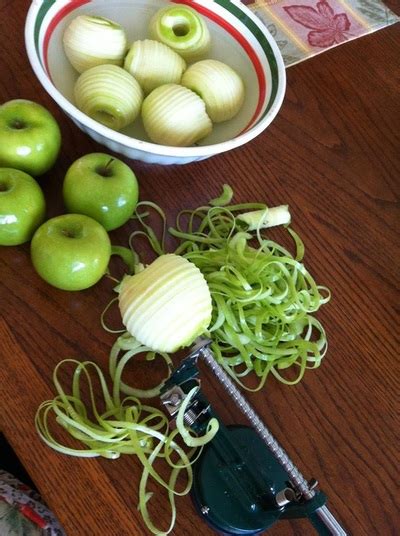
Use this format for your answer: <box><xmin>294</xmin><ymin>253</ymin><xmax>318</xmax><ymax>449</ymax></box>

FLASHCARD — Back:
<box><xmin>160</xmin><ymin>338</ymin><xmax>347</xmax><ymax>536</ymax></box>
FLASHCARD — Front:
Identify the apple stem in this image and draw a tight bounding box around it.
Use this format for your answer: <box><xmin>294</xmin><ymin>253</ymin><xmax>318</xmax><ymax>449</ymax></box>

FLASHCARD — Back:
<box><xmin>96</xmin><ymin>158</ymin><xmax>114</xmax><ymax>177</ymax></box>
<box><xmin>105</xmin><ymin>158</ymin><xmax>114</xmax><ymax>171</ymax></box>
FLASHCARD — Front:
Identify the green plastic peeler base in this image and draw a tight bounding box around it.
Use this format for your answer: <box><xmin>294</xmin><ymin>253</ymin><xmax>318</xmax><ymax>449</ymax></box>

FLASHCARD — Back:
<box><xmin>191</xmin><ymin>425</ymin><xmax>291</xmax><ymax>535</ymax></box>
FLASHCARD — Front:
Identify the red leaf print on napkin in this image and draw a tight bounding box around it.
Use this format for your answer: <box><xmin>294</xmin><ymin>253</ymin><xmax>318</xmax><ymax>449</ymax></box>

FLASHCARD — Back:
<box><xmin>284</xmin><ymin>0</ymin><xmax>351</xmax><ymax>47</ymax></box>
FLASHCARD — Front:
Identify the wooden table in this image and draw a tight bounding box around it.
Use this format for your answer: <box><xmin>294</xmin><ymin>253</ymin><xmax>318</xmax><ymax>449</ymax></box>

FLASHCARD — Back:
<box><xmin>1</xmin><ymin>2</ymin><xmax>399</xmax><ymax>535</ymax></box>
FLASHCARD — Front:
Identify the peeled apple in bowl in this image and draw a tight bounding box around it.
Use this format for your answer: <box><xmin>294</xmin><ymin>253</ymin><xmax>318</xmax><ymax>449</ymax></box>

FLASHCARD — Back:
<box><xmin>118</xmin><ymin>254</ymin><xmax>212</xmax><ymax>353</ymax></box>
<box><xmin>63</xmin><ymin>15</ymin><xmax>127</xmax><ymax>73</ymax></box>
<box><xmin>142</xmin><ymin>84</ymin><xmax>212</xmax><ymax>146</ymax></box>
<box><xmin>74</xmin><ymin>64</ymin><xmax>143</xmax><ymax>130</ymax></box>
<box><xmin>124</xmin><ymin>39</ymin><xmax>186</xmax><ymax>95</ymax></box>
<box><xmin>181</xmin><ymin>59</ymin><xmax>245</xmax><ymax>122</ymax></box>
<box><xmin>149</xmin><ymin>5</ymin><xmax>211</xmax><ymax>62</ymax></box>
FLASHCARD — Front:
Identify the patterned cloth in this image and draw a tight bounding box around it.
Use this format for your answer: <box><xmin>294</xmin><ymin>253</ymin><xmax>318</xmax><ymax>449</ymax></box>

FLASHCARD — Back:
<box><xmin>243</xmin><ymin>0</ymin><xmax>399</xmax><ymax>66</ymax></box>
<box><xmin>0</xmin><ymin>471</ymin><xmax>65</xmax><ymax>536</ymax></box>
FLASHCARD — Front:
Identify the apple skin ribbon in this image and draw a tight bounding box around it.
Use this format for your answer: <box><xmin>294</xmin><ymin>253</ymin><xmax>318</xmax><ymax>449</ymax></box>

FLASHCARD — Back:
<box><xmin>35</xmin><ymin>352</ymin><xmax>216</xmax><ymax>535</ymax></box>
<box><xmin>124</xmin><ymin>185</ymin><xmax>330</xmax><ymax>391</ymax></box>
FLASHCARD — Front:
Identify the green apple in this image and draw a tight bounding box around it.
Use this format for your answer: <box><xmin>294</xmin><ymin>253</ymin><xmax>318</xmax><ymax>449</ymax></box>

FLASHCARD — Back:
<box><xmin>31</xmin><ymin>213</ymin><xmax>111</xmax><ymax>291</ymax></box>
<box><xmin>0</xmin><ymin>99</ymin><xmax>61</xmax><ymax>176</ymax></box>
<box><xmin>0</xmin><ymin>168</ymin><xmax>46</xmax><ymax>246</ymax></box>
<box><xmin>63</xmin><ymin>153</ymin><xmax>139</xmax><ymax>231</ymax></box>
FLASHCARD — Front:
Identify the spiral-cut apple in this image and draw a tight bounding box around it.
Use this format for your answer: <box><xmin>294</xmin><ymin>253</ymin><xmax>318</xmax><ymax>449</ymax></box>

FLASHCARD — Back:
<box><xmin>63</xmin><ymin>15</ymin><xmax>127</xmax><ymax>73</ymax></box>
<box><xmin>118</xmin><ymin>254</ymin><xmax>212</xmax><ymax>353</ymax></box>
<box><xmin>149</xmin><ymin>5</ymin><xmax>211</xmax><ymax>62</ymax></box>
<box><xmin>74</xmin><ymin>65</ymin><xmax>143</xmax><ymax>131</ymax></box>
<box><xmin>181</xmin><ymin>59</ymin><xmax>245</xmax><ymax>122</ymax></box>
<box><xmin>124</xmin><ymin>39</ymin><xmax>186</xmax><ymax>95</ymax></box>
<box><xmin>142</xmin><ymin>84</ymin><xmax>212</xmax><ymax>146</ymax></box>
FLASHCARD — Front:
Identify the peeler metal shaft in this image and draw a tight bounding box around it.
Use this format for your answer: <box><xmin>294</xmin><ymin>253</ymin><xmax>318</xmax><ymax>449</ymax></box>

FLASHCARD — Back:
<box><xmin>199</xmin><ymin>344</ymin><xmax>347</xmax><ymax>536</ymax></box>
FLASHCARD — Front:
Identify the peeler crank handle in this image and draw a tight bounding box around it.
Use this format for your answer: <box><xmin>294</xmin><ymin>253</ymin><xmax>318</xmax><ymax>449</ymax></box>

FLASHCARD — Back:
<box><xmin>311</xmin><ymin>505</ymin><xmax>348</xmax><ymax>536</ymax></box>
<box><xmin>199</xmin><ymin>343</ymin><xmax>347</xmax><ymax>536</ymax></box>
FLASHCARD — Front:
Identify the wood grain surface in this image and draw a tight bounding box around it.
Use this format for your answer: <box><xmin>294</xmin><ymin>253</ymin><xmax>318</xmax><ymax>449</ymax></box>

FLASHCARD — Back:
<box><xmin>0</xmin><ymin>2</ymin><xmax>399</xmax><ymax>536</ymax></box>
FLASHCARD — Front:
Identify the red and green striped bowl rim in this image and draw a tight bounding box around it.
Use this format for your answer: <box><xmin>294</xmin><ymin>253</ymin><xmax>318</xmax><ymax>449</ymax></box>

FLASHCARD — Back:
<box><xmin>33</xmin><ymin>0</ymin><xmax>281</xmax><ymax>130</ymax></box>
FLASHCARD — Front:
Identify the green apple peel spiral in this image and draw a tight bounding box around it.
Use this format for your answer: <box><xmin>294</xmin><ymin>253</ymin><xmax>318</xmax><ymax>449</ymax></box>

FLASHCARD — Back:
<box><xmin>35</xmin><ymin>357</ymin><xmax>218</xmax><ymax>535</ymax></box>
<box><xmin>182</xmin><ymin>59</ymin><xmax>245</xmax><ymax>122</ymax></box>
<box><xmin>74</xmin><ymin>65</ymin><xmax>143</xmax><ymax>130</ymax></box>
<box><xmin>122</xmin><ymin>187</ymin><xmax>330</xmax><ymax>391</ymax></box>
<box><xmin>63</xmin><ymin>15</ymin><xmax>127</xmax><ymax>73</ymax></box>
<box><xmin>142</xmin><ymin>84</ymin><xmax>212</xmax><ymax>146</ymax></box>
<box><xmin>149</xmin><ymin>5</ymin><xmax>211</xmax><ymax>62</ymax></box>
<box><xmin>124</xmin><ymin>39</ymin><xmax>186</xmax><ymax>95</ymax></box>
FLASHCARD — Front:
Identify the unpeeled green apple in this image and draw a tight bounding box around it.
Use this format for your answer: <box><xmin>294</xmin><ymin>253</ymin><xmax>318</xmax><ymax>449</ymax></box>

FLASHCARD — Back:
<box><xmin>63</xmin><ymin>153</ymin><xmax>139</xmax><ymax>231</ymax></box>
<box><xmin>0</xmin><ymin>168</ymin><xmax>46</xmax><ymax>246</ymax></box>
<box><xmin>31</xmin><ymin>213</ymin><xmax>111</xmax><ymax>291</ymax></box>
<box><xmin>0</xmin><ymin>99</ymin><xmax>61</xmax><ymax>176</ymax></box>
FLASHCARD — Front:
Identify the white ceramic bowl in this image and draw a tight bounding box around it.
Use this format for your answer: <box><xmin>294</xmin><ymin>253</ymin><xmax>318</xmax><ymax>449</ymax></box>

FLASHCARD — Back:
<box><xmin>25</xmin><ymin>0</ymin><xmax>286</xmax><ymax>165</ymax></box>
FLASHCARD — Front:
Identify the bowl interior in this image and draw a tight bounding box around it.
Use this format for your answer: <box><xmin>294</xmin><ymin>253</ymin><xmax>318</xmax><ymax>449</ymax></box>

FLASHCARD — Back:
<box><xmin>40</xmin><ymin>0</ymin><xmax>274</xmax><ymax>146</ymax></box>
